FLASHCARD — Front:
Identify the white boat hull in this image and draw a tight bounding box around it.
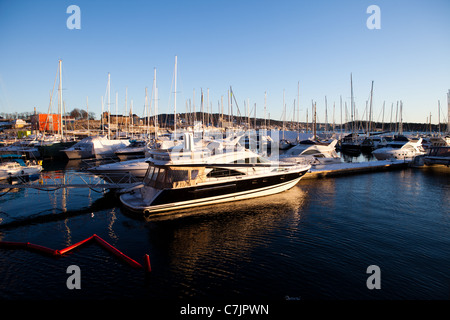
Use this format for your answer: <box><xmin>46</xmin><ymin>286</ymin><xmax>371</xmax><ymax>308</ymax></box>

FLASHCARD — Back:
<box><xmin>120</xmin><ymin>172</ymin><xmax>305</xmax><ymax>215</ymax></box>
<box><xmin>63</xmin><ymin>149</ymin><xmax>94</xmax><ymax>160</ymax></box>
<box><xmin>87</xmin><ymin>159</ymin><xmax>148</xmax><ymax>183</ymax></box>
<box><xmin>0</xmin><ymin>166</ymin><xmax>42</xmax><ymax>181</ymax></box>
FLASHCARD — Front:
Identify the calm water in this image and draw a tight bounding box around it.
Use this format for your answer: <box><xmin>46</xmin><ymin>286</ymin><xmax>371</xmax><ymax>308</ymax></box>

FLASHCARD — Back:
<box><xmin>0</xmin><ymin>158</ymin><xmax>448</xmax><ymax>302</ymax></box>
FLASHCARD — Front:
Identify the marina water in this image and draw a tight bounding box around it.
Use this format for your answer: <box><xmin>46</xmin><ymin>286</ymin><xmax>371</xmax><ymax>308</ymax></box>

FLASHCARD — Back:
<box><xmin>0</xmin><ymin>156</ymin><xmax>448</xmax><ymax>300</ymax></box>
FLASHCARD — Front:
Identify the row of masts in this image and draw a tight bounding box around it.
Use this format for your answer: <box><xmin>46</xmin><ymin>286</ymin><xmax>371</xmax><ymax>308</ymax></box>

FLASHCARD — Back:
<box><xmin>46</xmin><ymin>59</ymin><xmax>450</xmax><ymax>140</ymax></box>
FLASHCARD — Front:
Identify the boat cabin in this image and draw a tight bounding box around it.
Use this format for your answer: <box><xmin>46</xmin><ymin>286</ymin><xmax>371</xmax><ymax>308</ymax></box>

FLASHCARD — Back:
<box><xmin>143</xmin><ymin>165</ymin><xmax>207</xmax><ymax>189</ymax></box>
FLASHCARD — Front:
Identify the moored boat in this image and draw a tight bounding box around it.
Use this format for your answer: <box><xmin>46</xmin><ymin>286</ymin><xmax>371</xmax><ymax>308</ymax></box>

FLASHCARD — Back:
<box><xmin>62</xmin><ymin>135</ymin><xmax>130</xmax><ymax>160</ymax></box>
<box><xmin>280</xmin><ymin>139</ymin><xmax>341</xmax><ymax>166</ymax></box>
<box><xmin>0</xmin><ymin>154</ymin><xmax>42</xmax><ymax>181</ymax></box>
<box><xmin>423</xmin><ymin>146</ymin><xmax>450</xmax><ymax>166</ymax></box>
<box><xmin>114</xmin><ymin>140</ymin><xmax>147</xmax><ymax>161</ymax></box>
<box><xmin>119</xmin><ymin>133</ymin><xmax>310</xmax><ymax>216</ymax></box>
<box><xmin>372</xmin><ymin>138</ymin><xmax>425</xmax><ymax>160</ymax></box>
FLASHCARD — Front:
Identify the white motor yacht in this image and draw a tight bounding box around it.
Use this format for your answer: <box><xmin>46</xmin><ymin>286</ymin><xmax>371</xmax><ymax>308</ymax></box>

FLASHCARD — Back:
<box><xmin>62</xmin><ymin>135</ymin><xmax>130</xmax><ymax>160</ymax></box>
<box><xmin>114</xmin><ymin>140</ymin><xmax>147</xmax><ymax>161</ymax></box>
<box><xmin>373</xmin><ymin>138</ymin><xmax>425</xmax><ymax>160</ymax></box>
<box><xmin>0</xmin><ymin>155</ymin><xmax>42</xmax><ymax>181</ymax></box>
<box><xmin>119</xmin><ymin>133</ymin><xmax>311</xmax><ymax>216</ymax></box>
<box><xmin>280</xmin><ymin>139</ymin><xmax>341</xmax><ymax>166</ymax></box>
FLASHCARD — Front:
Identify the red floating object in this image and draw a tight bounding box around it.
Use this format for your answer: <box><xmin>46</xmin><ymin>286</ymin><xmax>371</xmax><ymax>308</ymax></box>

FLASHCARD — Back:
<box><xmin>0</xmin><ymin>234</ymin><xmax>148</xmax><ymax>272</ymax></box>
<box><xmin>93</xmin><ymin>235</ymin><xmax>143</xmax><ymax>269</ymax></box>
<box><xmin>0</xmin><ymin>241</ymin><xmax>27</xmax><ymax>248</ymax></box>
<box><xmin>58</xmin><ymin>235</ymin><xmax>96</xmax><ymax>255</ymax></box>
<box><xmin>26</xmin><ymin>242</ymin><xmax>59</xmax><ymax>256</ymax></box>
<box><xmin>144</xmin><ymin>254</ymin><xmax>152</xmax><ymax>273</ymax></box>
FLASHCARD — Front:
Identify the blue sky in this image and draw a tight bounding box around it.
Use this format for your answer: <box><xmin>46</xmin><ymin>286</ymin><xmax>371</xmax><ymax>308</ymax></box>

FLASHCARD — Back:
<box><xmin>0</xmin><ymin>0</ymin><xmax>449</xmax><ymax>124</ymax></box>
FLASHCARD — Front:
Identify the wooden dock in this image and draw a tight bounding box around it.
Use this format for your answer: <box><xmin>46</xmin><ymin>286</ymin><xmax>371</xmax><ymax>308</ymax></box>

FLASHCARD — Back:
<box><xmin>303</xmin><ymin>160</ymin><xmax>409</xmax><ymax>179</ymax></box>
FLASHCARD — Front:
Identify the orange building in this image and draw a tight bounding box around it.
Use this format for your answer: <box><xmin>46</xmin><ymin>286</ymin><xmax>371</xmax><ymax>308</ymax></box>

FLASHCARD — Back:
<box><xmin>31</xmin><ymin>114</ymin><xmax>61</xmax><ymax>132</ymax></box>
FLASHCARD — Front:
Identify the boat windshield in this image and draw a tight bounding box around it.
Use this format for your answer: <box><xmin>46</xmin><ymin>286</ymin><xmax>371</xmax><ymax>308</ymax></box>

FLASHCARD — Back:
<box><xmin>143</xmin><ymin>165</ymin><xmax>206</xmax><ymax>189</ymax></box>
<box><xmin>427</xmin><ymin>147</ymin><xmax>450</xmax><ymax>157</ymax></box>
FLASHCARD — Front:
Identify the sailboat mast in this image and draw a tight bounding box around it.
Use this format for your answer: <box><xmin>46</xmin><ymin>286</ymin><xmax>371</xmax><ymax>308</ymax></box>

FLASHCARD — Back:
<box><xmin>429</xmin><ymin>112</ymin><xmax>432</xmax><ymax>134</ymax></box>
<box><xmin>227</xmin><ymin>89</ymin><xmax>230</xmax><ymax>126</ymax></box>
<box><xmin>207</xmin><ymin>88</ymin><xmax>210</xmax><ymax>129</ymax></box>
<box><xmin>350</xmin><ymin>73</ymin><xmax>354</xmax><ymax>135</ymax></box>
<box><xmin>107</xmin><ymin>72</ymin><xmax>111</xmax><ymax>139</ymax></box>
<box><xmin>247</xmin><ymin>98</ymin><xmax>250</xmax><ymax>129</ymax></box>
<box><xmin>201</xmin><ymin>89</ymin><xmax>204</xmax><ymax>132</ymax></box>
<box><xmin>447</xmin><ymin>89</ymin><xmax>450</xmax><ymax>133</ymax></box>
<box><xmin>264</xmin><ymin>91</ymin><xmax>267</xmax><ymax>129</ymax></box>
<box><xmin>438</xmin><ymin>100</ymin><xmax>440</xmax><ymax>134</ymax></box>
<box><xmin>58</xmin><ymin>59</ymin><xmax>63</xmax><ymax>138</ymax></box>
<box><xmin>399</xmin><ymin>100</ymin><xmax>403</xmax><ymax>135</ymax></box>
<box><xmin>297</xmin><ymin>82</ymin><xmax>300</xmax><ymax>140</ymax></box>
<box><xmin>340</xmin><ymin>95</ymin><xmax>343</xmax><ymax>136</ymax></box>
<box><xmin>115</xmin><ymin>92</ymin><xmax>118</xmax><ymax>137</ymax></box>
<box><xmin>153</xmin><ymin>68</ymin><xmax>158</xmax><ymax>139</ymax></box>
<box><xmin>306</xmin><ymin>108</ymin><xmax>308</xmax><ymax>134</ymax></box>
<box><xmin>130</xmin><ymin>99</ymin><xmax>133</xmax><ymax>138</ymax></box>
<box><xmin>145</xmin><ymin>87</ymin><xmax>149</xmax><ymax>136</ymax></box>
<box><xmin>313</xmin><ymin>102</ymin><xmax>317</xmax><ymax>140</ymax></box>
<box><xmin>125</xmin><ymin>87</ymin><xmax>128</xmax><ymax>136</ymax></box>
<box><xmin>365</xmin><ymin>100</ymin><xmax>369</xmax><ymax>135</ymax></box>
<box><xmin>282</xmin><ymin>89</ymin><xmax>285</xmax><ymax>140</ymax></box>
<box><xmin>193</xmin><ymin>89</ymin><xmax>196</xmax><ymax>125</ymax></box>
<box><xmin>173</xmin><ymin>56</ymin><xmax>177</xmax><ymax>141</ymax></box>
<box><xmin>155</xmin><ymin>85</ymin><xmax>158</xmax><ymax>140</ymax></box>
<box><xmin>369</xmin><ymin>80</ymin><xmax>374</xmax><ymax>135</ymax></box>
<box><xmin>101</xmin><ymin>96</ymin><xmax>104</xmax><ymax>135</ymax></box>
<box><xmin>254</xmin><ymin>103</ymin><xmax>256</xmax><ymax>129</ymax></box>
<box><xmin>390</xmin><ymin>103</ymin><xmax>393</xmax><ymax>133</ymax></box>
<box><xmin>221</xmin><ymin>95</ymin><xmax>224</xmax><ymax>129</ymax></box>
<box><xmin>325</xmin><ymin>96</ymin><xmax>328</xmax><ymax>135</ymax></box>
<box><xmin>86</xmin><ymin>96</ymin><xmax>89</xmax><ymax>134</ymax></box>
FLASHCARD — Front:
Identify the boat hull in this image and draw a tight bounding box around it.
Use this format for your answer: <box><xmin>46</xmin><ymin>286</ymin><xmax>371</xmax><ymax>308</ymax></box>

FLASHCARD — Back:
<box><xmin>116</xmin><ymin>151</ymin><xmax>145</xmax><ymax>161</ymax></box>
<box><xmin>63</xmin><ymin>149</ymin><xmax>94</xmax><ymax>160</ymax></box>
<box><xmin>120</xmin><ymin>168</ymin><xmax>308</xmax><ymax>215</ymax></box>
<box><xmin>340</xmin><ymin>143</ymin><xmax>361</xmax><ymax>155</ymax></box>
<box><xmin>87</xmin><ymin>160</ymin><xmax>148</xmax><ymax>183</ymax></box>
<box><xmin>38</xmin><ymin>141</ymin><xmax>77</xmax><ymax>159</ymax></box>
<box><xmin>0</xmin><ymin>166</ymin><xmax>42</xmax><ymax>181</ymax></box>
<box><xmin>423</xmin><ymin>156</ymin><xmax>450</xmax><ymax>166</ymax></box>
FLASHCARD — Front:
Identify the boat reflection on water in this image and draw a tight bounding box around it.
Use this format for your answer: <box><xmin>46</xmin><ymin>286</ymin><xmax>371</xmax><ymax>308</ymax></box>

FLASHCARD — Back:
<box><xmin>127</xmin><ymin>186</ymin><xmax>311</xmax><ymax>297</ymax></box>
<box><xmin>121</xmin><ymin>184</ymin><xmax>309</xmax><ymax>223</ymax></box>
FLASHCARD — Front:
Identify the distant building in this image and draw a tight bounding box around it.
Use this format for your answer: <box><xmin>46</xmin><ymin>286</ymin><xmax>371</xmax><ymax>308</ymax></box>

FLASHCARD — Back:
<box><xmin>31</xmin><ymin>114</ymin><xmax>61</xmax><ymax>132</ymax></box>
<box><xmin>101</xmin><ymin>112</ymin><xmax>141</xmax><ymax>127</ymax></box>
<box><xmin>13</xmin><ymin>119</ymin><xmax>28</xmax><ymax>129</ymax></box>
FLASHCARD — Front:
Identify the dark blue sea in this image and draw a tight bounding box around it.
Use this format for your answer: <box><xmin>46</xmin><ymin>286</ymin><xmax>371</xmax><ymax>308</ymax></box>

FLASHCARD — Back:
<box><xmin>0</xmin><ymin>154</ymin><xmax>448</xmax><ymax>309</ymax></box>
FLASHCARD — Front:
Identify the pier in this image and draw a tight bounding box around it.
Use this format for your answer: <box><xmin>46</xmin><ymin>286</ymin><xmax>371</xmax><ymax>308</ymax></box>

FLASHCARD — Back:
<box><xmin>303</xmin><ymin>160</ymin><xmax>409</xmax><ymax>179</ymax></box>
<box><xmin>0</xmin><ymin>182</ymin><xmax>139</xmax><ymax>190</ymax></box>
<box><xmin>0</xmin><ymin>171</ymin><xmax>140</xmax><ymax>191</ymax></box>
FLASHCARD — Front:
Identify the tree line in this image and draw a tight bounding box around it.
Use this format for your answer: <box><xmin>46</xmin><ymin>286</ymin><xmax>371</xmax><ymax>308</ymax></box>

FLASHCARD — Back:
<box><xmin>0</xmin><ymin>108</ymin><xmax>96</xmax><ymax>120</ymax></box>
